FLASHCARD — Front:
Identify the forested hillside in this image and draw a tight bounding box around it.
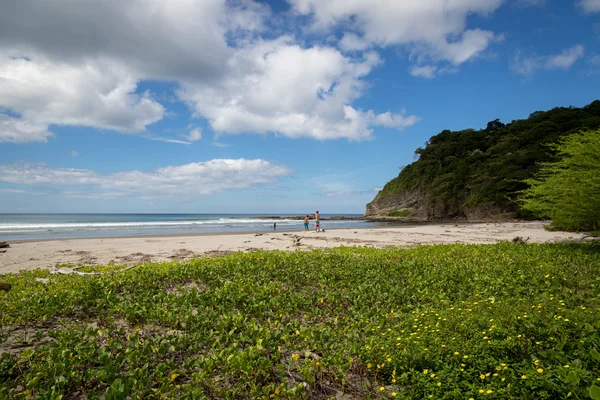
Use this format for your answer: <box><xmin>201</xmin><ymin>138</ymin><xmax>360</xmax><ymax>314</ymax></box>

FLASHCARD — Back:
<box><xmin>366</xmin><ymin>100</ymin><xmax>600</xmax><ymax>219</ymax></box>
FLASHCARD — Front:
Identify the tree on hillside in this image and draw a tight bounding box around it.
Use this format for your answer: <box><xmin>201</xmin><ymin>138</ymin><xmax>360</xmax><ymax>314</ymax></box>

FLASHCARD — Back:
<box><xmin>518</xmin><ymin>129</ymin><xmax>600</xmax><ymax>232</ymax></box>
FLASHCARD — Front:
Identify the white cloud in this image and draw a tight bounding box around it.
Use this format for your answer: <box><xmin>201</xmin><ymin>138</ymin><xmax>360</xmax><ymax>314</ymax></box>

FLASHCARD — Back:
<box><xmin>0</xmin><ymin>188</ymin><xmax>47</xmax><ymax>195</ymax></box>
<box><xmin>410</xmin><ymin>65</ymin><xmax>438</xmax><ymax>79</ymax></box>
<box><xmin>579</xmin><ymin>0</ymin><xmax>600</xmax><ymax>13</ymax></box>
<box><xmin>184</xmin><ymin>128</ymin><xmax>203</xmax><ymax>142</ymax></box>
<box><xmin>289</xmin><ymin>0</ymin><xmax>502</xmax><ymax>69</ymax></box>
<box><xmin>512</xmin><ymin>45</ymin><xmax>585</xmax><ymax>76</ymax></box>
<box><xmin>0</xmin><ymin>0</ymin><xmax>418</xmax><ymax>142</ymax></box>
<box><xmin>180</xmin><ymin>39</ymin><xmax>417</xmax><ymax>140</ymax></box>
<box><xmin>0</xmin><ymin>114</ymin><xmax>53</xmax><ymax>143</ymax></box>
<box><xmin>546</xmin><ymin>45</ymin><xmax>585</xmax><ymax>69</ymax></box>
<box><xmin>515</xmin><ymin>0</ymin><xmax>547</xmax><ymax>7</ymax></box>
<box><xmin>70</xmin><ymin>150</ymin><xmax>78</xmax><ymax>157</ymax></box>
<box><xmin>146</xmin><ymin>136</ymin><xmax>191</xmax><ymax>145</ymax></box>
<box><xmin>0</xmin><ymin>55</ymin><xmax>164</xmax><ymax>133</ymax></box>
<box><xmin>339</xmin><ymin>33</ymin><xmax>370</xmax><ymax>51</ymax></box>
<box><xmin>0</xmin><ymin>159</ymin><xmax>293</xmax><ymax>197</ymax></box>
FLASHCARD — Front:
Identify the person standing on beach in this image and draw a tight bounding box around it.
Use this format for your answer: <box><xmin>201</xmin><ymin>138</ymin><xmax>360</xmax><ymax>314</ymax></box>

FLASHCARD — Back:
<box><xmin>315</xmin><ymin>211</ymin><xmax>321</xmax><ymax>232</ymax></box>
<box><xmin>304</xmin><ymin>215</ymin><xmax>310</xmax><ymax>231</ymax></box>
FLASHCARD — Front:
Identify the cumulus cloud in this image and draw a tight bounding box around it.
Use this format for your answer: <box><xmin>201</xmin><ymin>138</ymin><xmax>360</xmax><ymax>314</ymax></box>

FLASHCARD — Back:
<box><xmin>512</xmin><ymin>45</ymin><xmax>585</xmax><ymax>76</ymax></box>
<box><xmin>0</xmin><ymin>0</ymin><xmax>418</xmax><ymax>142</ymax></box>
<box><xmin>579</xmin><ymin>0</ymin><xmax>600</xmax><ymax>13</ymax></box>
<box><xmin>0</xmin><ymin>55</ymin><xmax>164</xmax><ymax>133</ymax></box>
<box><xmin>180</xmin><ymin>39</ymin><xmax>417</xmax><ymax>140</ymax></box>
<box><xmin>0</xmin><ymin>114</ymin><xmax>53</xmax><ymax>143</ymax></box>
<box><xmin>0</xmin><ymin>159</ymin><xmax>293</xmax><ymax>197</ymax></box>
<box><xmin>289</xmin><ymin>0</ymin><xmax>502</xmax><ymax>73</ymax></box>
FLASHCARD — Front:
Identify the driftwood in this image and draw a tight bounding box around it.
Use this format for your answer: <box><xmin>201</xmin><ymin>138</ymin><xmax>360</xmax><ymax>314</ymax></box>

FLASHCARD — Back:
<box><xmin>581</xmin><ymin>235</ymin><xmax>600</xmax><ymax>241</ymax></box>
<box><xmin>291</xmin><ymin>235</ymin><xmax>303</xmax><ymax>247</ymax></box>
<box><xmin>50</xmin><ymin>264</ymin><xmax>140</xmax><ymax>276</ymax></box>
<box><xmin>0</xmin><ymin>241</ymin><xmax>9</xmax><ymax>249</ymax></box>
<box><xmin>0</xmin><ymin>283</ymin><xmax>11</xmax><ymax>292</ymax></box>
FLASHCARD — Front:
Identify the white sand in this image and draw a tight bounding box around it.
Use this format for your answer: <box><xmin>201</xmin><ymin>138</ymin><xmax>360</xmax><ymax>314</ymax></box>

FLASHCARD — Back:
<box><xmin>0</xmin><ymin>221</ymin><xmax>585</xmax><ymax>274</ymax></box>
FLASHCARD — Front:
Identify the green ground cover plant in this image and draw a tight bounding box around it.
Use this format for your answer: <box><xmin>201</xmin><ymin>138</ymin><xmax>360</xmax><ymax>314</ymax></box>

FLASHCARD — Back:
<box><xmin>387</xmin><ymin>210</ymin><xmax>410</xmax><ymax>217</ymax></box>
<box><xmin>1</xmin><ymin>243</ymin><xmax>599</xmax><ymax>399</ymax></box>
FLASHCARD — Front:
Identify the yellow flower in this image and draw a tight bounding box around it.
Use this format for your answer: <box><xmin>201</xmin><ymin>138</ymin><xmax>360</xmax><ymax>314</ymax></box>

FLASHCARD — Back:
<box><xmin>563</xmin><ymin>365</ymin><xmax>569</xmax><ymax>368</ymax></box>
<box><xmin>522</xmin><ymin>375</ymin><xmax>527</xmax><ymax>379</ymax></box>
<box><xmin>367</xmin><ymin>363</ymin><xmax>372</xmax><ymax>369</ymax></box>
<box><xmin>170</xmin><ymin>373</ymin><xmax>180</xmax><ymax>381</ymax></box>
<box><xmin>423</xmin><ymin>369</ymin><xmax>429</xmax><ymax>374</ymax></box>
<box><xmin>487</xmin><ymin>390</ymin><xmax>493</xmax><ymax>394</ymax></box>
<box><xmin>430</xmin><ymin>374</ymin><xmax>436</xmax><ymax>378</ymax></box>
<box><xmin>387</xmin><ymin>358</ymin><xmax>392</xmax><ymax>362</ymax></box>
<box><xmin>463</xmin><ymin>355</ymin><xmax>469</xmax><ymax>359</ymax></box>
<box><xmin>479</xmin><ymin>389</ymin><xmax>485</xmax><ymax>394</ymax></box>
<box><xmin>454</xmin><ymin>352</ymin><xmax>460</xmax><ymax>355</ymax></box>
<box><xmin>379</xmin><ymin>387</ymin><xmax>385</xmax><ymax>391</ymax></box>
<box><xmin>567</xmin><ymin>392</ymin><xmax>572</xmax><ymax>397</ymax></box>
<box><xmin>437</xmin><ymin>382</ymin><xmax>441</xmax><ymax>387</ymax></box>
<box><xmin>501</xmin><ymin>378</ymin><xmax>505</xmax><ymax>382</ymax></box>
<box><xmin>537</xmin><ymin>368</ymin><xmax>543</xmax><ymax>373</ymax></box>
<box><xmin>534</xmin><ymin>360</ymin><xmax>540</xmax><ymax>365</ymax></box>
<box><xmin>391</xmin><ymin>393</ymin><xmax>397</xmax><ymax>397</ymax></box>
<box><xmin>480</xmin><ymin>374</ymin><xmax>486</xmax><ymax>380</ymax></box>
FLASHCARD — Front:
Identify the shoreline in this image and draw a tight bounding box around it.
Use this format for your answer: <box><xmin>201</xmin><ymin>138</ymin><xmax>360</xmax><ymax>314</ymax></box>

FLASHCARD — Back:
<box><xmin>0</xmin><ymin>221</ymin><xmax>585</xmax><ymax>274</ymax></box>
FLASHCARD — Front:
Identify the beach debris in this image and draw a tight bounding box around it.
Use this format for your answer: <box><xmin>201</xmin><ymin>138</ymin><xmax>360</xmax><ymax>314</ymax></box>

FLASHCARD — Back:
<box><xmin>0</xmin><ymin>250</ymin><xmax>6</xmax><ymax>253</ymax></box>
<box><xmin>581</xmin><ymin>234</ymin><xmax>600</xmax><ymax>241</ymax></box>
<box><xmin>0</xmin><ymin>241</ymin><xmax>10</xmax><ymax>249</ymax></box>
<box><xmin>512</xmin><ymin>236</ymin><xmax>530</xmax><ymax>244</ymax></box>
<box><xmin>254</xmin><ymin>233</ymin><xmax>264</xmax><ymax>236</ymax></box>
<box><xmin>50</xmin><ymin>264</ymin><xmax>140</xmax><ymax>276</ymax></box>
<box><xmin>0</xmin><ymin>283</ymin><xmax>11</xmax><ymax>292</ymax></box>
<box><xmin>291</xmin><ymin>235</ymin><xmax>303</xmax><ymax>247</ymax></box>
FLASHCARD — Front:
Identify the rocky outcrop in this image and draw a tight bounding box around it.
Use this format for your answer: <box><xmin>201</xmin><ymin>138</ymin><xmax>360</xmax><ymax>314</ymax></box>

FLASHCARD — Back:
<box><xmin>365</xmin><ymin>189</ymin><xmax>518</xmax><ymax>221</ymax></box>
<box><xmin>365</xmin><ymin>189</ymin><xmax>428</xmax><ymax>220</ymax></box>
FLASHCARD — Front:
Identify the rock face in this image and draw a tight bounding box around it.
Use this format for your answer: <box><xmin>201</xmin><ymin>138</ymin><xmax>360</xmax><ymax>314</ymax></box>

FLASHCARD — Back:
<box><xmin>365</xmin><ymin>189</ymin><xmax>427</xmax><ymax>220</ymax></box>
<box><xmin>365</xmin><ymin>189</ymin><xmax>518</xmax><ymax>221</ymax></box>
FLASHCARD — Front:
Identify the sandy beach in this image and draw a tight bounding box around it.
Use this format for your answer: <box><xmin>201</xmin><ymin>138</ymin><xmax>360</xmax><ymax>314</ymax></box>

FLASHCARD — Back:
<box><xmin>0</xmin><ymin>221</ymin><xmax>585</xmax><ymax>274</ymax></box>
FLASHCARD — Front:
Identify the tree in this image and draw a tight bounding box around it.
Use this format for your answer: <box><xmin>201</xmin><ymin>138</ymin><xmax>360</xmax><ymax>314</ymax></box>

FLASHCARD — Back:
<box><xmin>518</xmin><ymin>129</ymin><xmax>600</xmax><ymax>232</ymax></box>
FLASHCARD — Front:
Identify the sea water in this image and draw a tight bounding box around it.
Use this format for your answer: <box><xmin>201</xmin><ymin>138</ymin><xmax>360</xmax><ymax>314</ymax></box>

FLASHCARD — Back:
<box><xmin>0</xmin><ymin>213</ymin><xmax>376</xmax><ymax>241</ymax></box>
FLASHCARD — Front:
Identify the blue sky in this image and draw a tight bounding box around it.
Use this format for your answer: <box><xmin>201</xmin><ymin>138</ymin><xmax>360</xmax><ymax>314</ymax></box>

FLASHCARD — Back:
<box><xmin>0</xmin><ymin>0</ymin><xmax>599</xmax><ymax>214</ymax></box>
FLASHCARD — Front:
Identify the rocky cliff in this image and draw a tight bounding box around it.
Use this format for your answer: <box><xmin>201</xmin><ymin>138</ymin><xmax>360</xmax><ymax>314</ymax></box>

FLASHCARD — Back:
<box><xmin>365</xmin><ymin>189</ymin><xmax>518</xmax><ymax>221</ymax></box>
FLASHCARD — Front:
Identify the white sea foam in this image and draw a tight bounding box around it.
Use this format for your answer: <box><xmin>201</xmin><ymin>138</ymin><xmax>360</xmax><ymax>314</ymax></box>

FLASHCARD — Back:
<box><xmin>0</xmin><ymin>218</ymin><xmax>303</xmax><ymax>232</ymax></box>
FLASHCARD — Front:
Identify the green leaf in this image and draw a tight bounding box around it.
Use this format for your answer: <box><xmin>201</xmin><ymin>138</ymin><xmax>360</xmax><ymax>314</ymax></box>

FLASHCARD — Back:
<box><xmin>589</xmin><ymin>385</ymin><xmax>600</xmax><ymax>400</ymax></box>
<box><xmin>591</xmin><ymin>348</ymin><xmax>600</xmax><ymax>362</ymax></box>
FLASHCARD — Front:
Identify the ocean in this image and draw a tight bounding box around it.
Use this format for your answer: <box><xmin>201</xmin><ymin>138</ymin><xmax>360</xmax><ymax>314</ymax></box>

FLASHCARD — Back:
<box><xmin>0</xmin><ymin>213</ymin><xmax>376</xmax><ymax>241</ymax></box>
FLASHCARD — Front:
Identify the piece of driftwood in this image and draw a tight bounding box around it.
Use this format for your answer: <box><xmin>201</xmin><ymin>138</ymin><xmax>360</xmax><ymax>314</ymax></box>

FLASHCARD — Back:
<box><xmin>0</xmin><ymin>241</ymin><xmax>9</xmax><ymax>249</ymax></box>
<box><xmin>0</xmin><ymin>283</ymin><xmax>11</xmax><ymax>292</ymax></box>
<box><xmin>50</xmin><ymin>264</ymin><xmax>140</xmax><ymax>276</ymax></box>
<box><xmin>581</xmin><ymin>235</ymin><xmax>600</xmax><ymax>241</ymax></box>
